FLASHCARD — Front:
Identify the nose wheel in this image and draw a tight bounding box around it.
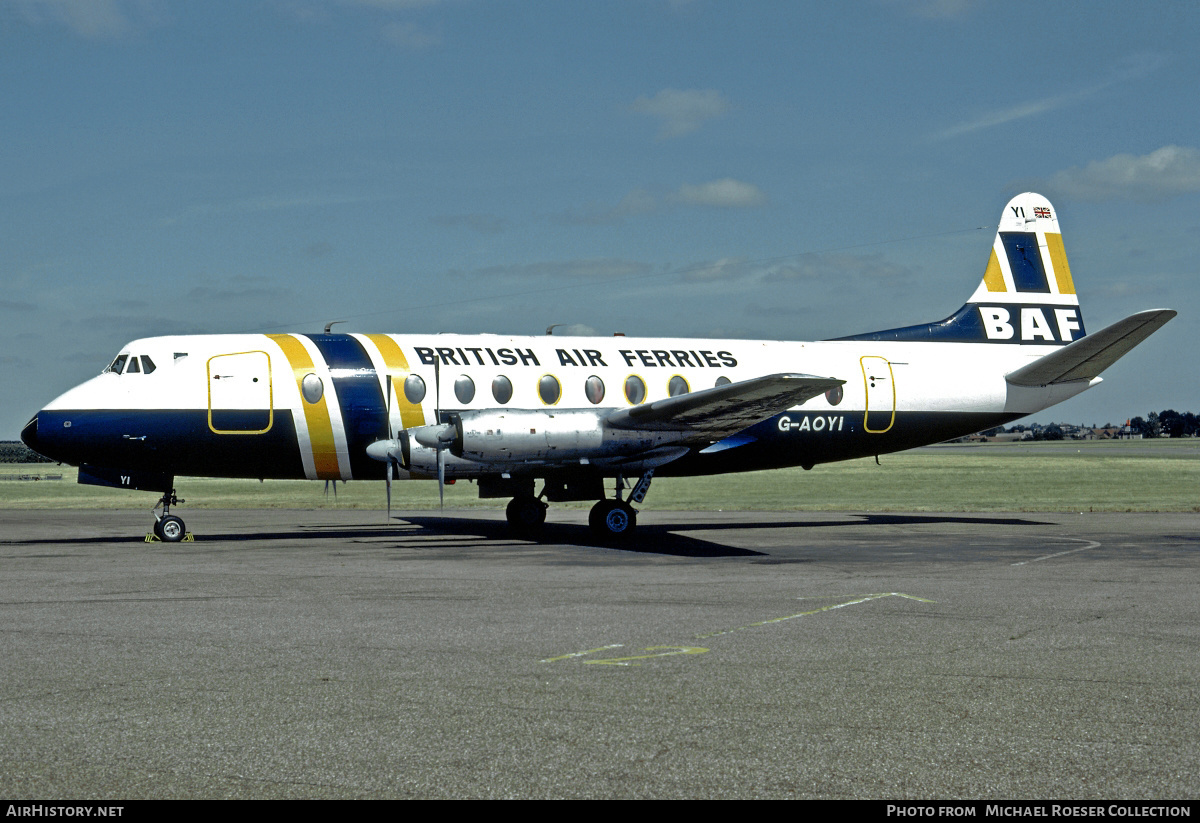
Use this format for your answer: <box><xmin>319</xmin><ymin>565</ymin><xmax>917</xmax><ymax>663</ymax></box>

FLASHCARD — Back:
<box><xmin>150</xmin><ymin>488</ymin><xmax>191</xmax><ymax>543</ymax></box>
<box><xmin>153</xmin><ymin>514</ymin><xmax>186</xmax><ymax>542</ymax></box>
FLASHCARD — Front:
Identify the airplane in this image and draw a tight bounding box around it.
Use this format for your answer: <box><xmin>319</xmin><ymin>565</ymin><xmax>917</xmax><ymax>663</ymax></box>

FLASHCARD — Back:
<box><xmin>20</xmin><ymin>192</ymin><xmax>1175</xmax><ymax>542</ymax></box>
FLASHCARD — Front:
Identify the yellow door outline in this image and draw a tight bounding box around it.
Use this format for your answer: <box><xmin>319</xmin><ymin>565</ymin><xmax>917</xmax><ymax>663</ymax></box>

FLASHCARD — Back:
<box><xmin>861</xmin><ymin>356</ymin><xmax>895</xmax><ymax>434</ymax></box>
<box><xmin>207</xmin><ymin>351</ymin><xmax>274</xmax><ymax>434</ymax></box>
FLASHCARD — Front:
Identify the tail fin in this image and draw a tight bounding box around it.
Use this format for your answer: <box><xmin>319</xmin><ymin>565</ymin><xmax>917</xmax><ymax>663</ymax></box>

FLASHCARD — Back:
<box><xmin>836</xmin><ymin>192</ymin><xmax>1086</xmax><ymax>344</ymax></box>
<box><xmin>965</xmin><ymin>192</ymin><xmax>1084</xmax><ymax>343</ymax></box>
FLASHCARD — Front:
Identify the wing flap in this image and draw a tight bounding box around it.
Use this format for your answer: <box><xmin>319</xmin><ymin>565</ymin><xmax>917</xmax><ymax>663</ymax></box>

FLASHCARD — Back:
<box><xmin>605</xmin><ymin>373</ymin><xmax>843</xmax><ymax>436</ymax></box>
<box><xmin>1005</xmin><ymin>309</ymin><xmax>1176</xmax><ymax>387</ymax></box>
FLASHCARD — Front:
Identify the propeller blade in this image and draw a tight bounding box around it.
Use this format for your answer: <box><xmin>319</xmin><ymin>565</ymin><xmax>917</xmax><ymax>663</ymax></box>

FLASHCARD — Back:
<box><xmin>386</xmin><ymin>457</ymin><xmax>393</xmax><ymax>522</ymax></box>
<box><xmin>437</xmin><ymin>448</ymin><xmax>445</xmax><ymax>509</ymax></box>
<box><xmin>434</xmin><ymin>358</ymin><xmax>441</xmax><ymax>421</ymax></box>
<box><xmin>386</xmin><ymin>372</ymin><xmax>395</xmax><ymax>439</ymax></box>
<box><xmin>385</xmin><ymin>374</ymin><xmax>394</xmax><ymax>522</ymax></box>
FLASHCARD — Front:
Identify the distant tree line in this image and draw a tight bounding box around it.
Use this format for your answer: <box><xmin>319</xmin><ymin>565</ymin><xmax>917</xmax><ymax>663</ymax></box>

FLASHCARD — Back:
<box><xmin>1127</xmin><ymin>410</ymin><xmax>1199</xmax><ymax>439</ymax></box>
<box><xmin>0</xmin><ymin>442</ymin><xmax>53</xmax><ymax>463</ymax></box>
<box><xmin>977</xmin><ymin>410</ymin><xmax>1198</xmax><ymax>442</ymax></box>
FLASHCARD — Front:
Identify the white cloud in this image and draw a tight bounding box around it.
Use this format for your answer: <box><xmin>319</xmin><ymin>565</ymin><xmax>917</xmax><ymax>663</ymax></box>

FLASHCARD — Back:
<box><xmin>933</xmin><ymin>95</ymin><xmax>1070</xmax><ymax>140</ymax></box>
<box><xmin>446</xmin><ymin>259</ymin><xmax>654</xmax><ymax>282</ymax></box>
<box><xmin>670</xmin><ymin>178</ymin><xmax>766</xmax><ymax>208</ymax></box>
<box><xmin>561</xmin><ymin>179</ymin><xmax>764</xmax><ymax>224</ymax></box>
<box><xmin>1046</xmin><ymin>146</ymin><xmax>1200</xmax><ymax>202</ymax></box>
<box><xmin>630</xmin><ymin>88</ymin><xmax>731</xmax><ymax>139</ymax></box>
<box><xmin>430</xmin><ymin>213</ymin><xmax>511</xmax><ymax>234</ymax></box>
<box><xmin>932</xmin><ymin>53</ymin><xmax>1167</xmax><ymax>141</ymax></box>
<box><xmin>8</xmin><ymin>0</ymin><xmax>161</xmax><ymax>39</ymax></box>
<box><xmin>343</xmin><ymin>0</ymin><xmax>446</xmax><ymax>8</ymax></box>
<box><xmin>888</xmin><ymin>0</ymin><xmax>982</xmax><ymax>19</ymax></box>
<box><xmin>380</xmin><ymin>20</ymin><xmax>441</xmax><ymax>48</ymax></box>
<box><xmin>680</xmin><ymin>252</ymin><xmax>911</xmax><ymax>285</ymax></box>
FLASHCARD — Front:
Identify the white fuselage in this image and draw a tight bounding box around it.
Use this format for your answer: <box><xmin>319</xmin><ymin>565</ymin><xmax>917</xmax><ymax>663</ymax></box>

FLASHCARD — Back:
<box><xmin>26</xmin><ymin>329</ymin><xmax>1090</xmax><ymax>482</ymax></box>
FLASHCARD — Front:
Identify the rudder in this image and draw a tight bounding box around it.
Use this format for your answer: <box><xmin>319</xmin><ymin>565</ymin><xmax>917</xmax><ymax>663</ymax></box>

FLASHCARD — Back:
<box><xmin>967</xmin><ymin>192</ymin><xmax>1079</xmax><ymax>309</ymax></box>
<box><xmin>833</xmin><ymin>192</ymin><xmax>1085</xmax><ymax>345</ymax></box>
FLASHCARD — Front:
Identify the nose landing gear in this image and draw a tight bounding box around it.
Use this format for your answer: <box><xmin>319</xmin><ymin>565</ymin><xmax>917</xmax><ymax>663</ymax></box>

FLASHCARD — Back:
<box><xmin>149</xmin><ymin>489</ymin><xmax>192</xmax><ymax>543</ymax></box>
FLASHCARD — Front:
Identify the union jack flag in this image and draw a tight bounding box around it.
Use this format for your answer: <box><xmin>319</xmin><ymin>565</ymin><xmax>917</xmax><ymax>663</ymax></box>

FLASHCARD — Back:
<box><xmin>1033</xmin><ymin>207</ymin><xmax>1052</xmax><ymax>219</ymax></box>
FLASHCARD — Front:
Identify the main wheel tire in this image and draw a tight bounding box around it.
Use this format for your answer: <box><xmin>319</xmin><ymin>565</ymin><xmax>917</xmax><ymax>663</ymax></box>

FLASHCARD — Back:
<box><xmin>157</xmin><ymin>515</ymin><xmax>185</xmax><ymax>543</ymax></box>
<box><xmin>588</xmin><ymin>500</ymin><xmax>637</xmax><ymax>539</ymax></box>
<box><xmin>506</xmin><ymin>496</ymin><xmax>546</xmax><ymax>535</ymax></box>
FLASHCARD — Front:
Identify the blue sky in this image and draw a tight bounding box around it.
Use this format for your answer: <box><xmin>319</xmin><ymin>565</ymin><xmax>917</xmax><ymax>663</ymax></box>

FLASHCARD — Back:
<box><xmin>3</xmin><ymin>0</ymin><xmax>1198</xmax><ymax>438</ymax></box>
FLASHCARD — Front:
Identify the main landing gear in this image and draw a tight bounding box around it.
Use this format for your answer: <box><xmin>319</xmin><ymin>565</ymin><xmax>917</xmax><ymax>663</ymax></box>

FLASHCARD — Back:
<box><xmin>588</xmin><ymin>470</ymin><xmax>652</xmax><ymax>540</ymax></box>
<box><xmin>588</xmin><ymin>498</ymin><xmax>637</xmax><ymax>539</ymax></box>
<box><xmin>149</xmin><ymin>488</ymin><xmax>190</xmax><ymax>543</ymax></box>
<box><xmin>505</xmin><ymin>494</ymin><xmax>547</xmax><ymax>535</ymax></box>
<box><xmin>505</xmin><ymin>470</ymin><xmax>654</xmax><ymax>541</ymax></box>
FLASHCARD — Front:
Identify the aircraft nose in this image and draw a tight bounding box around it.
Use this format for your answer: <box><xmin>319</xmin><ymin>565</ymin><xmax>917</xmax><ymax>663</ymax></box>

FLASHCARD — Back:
<box><xmin>20</xmin><ymin>414</ymin><xmax>42</xmax><ymax>456</ymax></box>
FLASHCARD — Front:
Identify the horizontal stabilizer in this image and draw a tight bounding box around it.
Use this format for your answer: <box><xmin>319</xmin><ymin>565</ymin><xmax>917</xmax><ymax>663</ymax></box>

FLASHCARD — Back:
<box><xmin>606</xmin><ymin>373</ymin><xmax>843</xmax><ymax>436</ymax></box>
<box><xmin>1005</xmin><ymin>309</ymin><xmax>1175</xmax><ymax>387</ymax></box>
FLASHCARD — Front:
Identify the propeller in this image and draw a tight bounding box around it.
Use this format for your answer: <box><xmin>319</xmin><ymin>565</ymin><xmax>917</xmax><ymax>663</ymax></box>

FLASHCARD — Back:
<box><xmin>366</xmin><ymin>363</ymin><xmax>454</xmax><ymax>513</ymax></box>
<box><xmin>385</xmin><ymin>374</ymin><xmax>394</xmax><ymax>522</ymax></box>
<box><xmin>434</xmin><ymin>359</ymin><xmax>444</xmax><ymax>508</ymax></box>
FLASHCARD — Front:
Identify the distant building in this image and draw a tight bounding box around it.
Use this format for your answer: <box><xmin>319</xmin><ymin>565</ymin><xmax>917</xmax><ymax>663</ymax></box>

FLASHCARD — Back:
<box><xmin>1118</xmin><ymin>420</ymin><xmax>1143</xmax><ymax>440</ymax></box>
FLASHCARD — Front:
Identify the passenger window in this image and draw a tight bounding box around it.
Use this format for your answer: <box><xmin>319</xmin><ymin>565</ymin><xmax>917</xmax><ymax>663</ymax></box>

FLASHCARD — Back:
<box><xmin>668</xmin><ymin>376</ymin><xmax>689</xmax><ymax>396</ymax></box>
<box><xmin>538</xmin><ymin>375</ymin><xmax>561</xmax><ymax>405</ymax></box>
<box><xmin>404</xmin><ymin>374</ymin><xmax>427</xmax><ymax>404</ymax></box>
<box><xmin>624</xmin><ymin>375</ymin><xmax>646</xmax><ymax>405</ymax></box>
<box><xmin>454</xmin><ymin>375</ymin><xmax>476</xmax><ymax>404</ymax></box>
<box><xmin>585</xmin><ymin>375</ymin><xmax>605</xmax><ymax>404</ymax></box>
<box><xmin>492</xmin><ymin>375</ymin><xmax>513</xmax><ymax>404</ymax></box>
<box><xmin>302</xmin><ymin>373</ymin><xmax>324</xmax><ymax>404</ymax></box>
<box><xmin>141</xmin><ymin>356</ymin><xmax>156</xmax><ymax>374</ymax></box>
<box><xmin>715</xmin><ymin>376</ymin><xmax>731</xmax><ymax>387</ymax></box>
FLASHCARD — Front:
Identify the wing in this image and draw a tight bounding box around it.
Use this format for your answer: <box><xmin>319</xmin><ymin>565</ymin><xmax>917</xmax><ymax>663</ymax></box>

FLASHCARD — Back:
<box><xmin>1005</xmin><ymin>309</ymin><xmax>1176</xmax><ymax>387</ymax></box>
<box><xmin>605</xmin><ymin>373</ymin><xmax>844</xmax><ymax>439</ymax></box>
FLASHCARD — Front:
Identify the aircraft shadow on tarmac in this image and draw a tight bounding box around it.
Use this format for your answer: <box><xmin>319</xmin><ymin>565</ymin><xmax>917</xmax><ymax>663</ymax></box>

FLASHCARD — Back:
<box><xmin>387</xmin><ymin>515</ymin><xmax>768</xmax><ymax>557</ymax></box>
<box><xmin>369</xmin><ymin>512</ymin><xmax>1058</xmax><ymax>558</ymax></box>
<box><xmin>3</xmin><ymin>512</ymin><xmax>1054</xmax><ymax>559</ymax></box>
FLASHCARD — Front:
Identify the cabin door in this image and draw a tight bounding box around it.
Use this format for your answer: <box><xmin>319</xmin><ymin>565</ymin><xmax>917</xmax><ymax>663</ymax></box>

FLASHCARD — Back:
<box><xmin>208</xmin><ymin>351</ymin><xmax>273</xmax><ymax>434</ymax></box>
<box><xmin>861</xmin><ymin>356</ymin><xmax>895</xmax><ymax>434</ymax></box>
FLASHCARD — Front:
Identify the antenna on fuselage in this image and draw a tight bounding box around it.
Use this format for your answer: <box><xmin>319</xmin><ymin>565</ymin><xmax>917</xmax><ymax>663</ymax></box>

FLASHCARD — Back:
<box><xmin>324</xmin><ymin>320</ymin><xmax>346</xmax><ymax>334</ymax></box>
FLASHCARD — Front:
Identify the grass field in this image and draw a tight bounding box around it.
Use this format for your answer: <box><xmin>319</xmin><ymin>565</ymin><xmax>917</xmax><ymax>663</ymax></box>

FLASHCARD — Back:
<box><xmin>3</xmin><ymin>438</ymin><xmax>1197</xmax><ymax>513</ymax></box>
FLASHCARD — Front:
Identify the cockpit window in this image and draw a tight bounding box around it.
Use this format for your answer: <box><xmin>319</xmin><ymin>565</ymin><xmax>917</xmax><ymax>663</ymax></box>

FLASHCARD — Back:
<box><xmin>140</xmin><ymin>356</ymin><xmax>156</xmax><ymax>374</ymax></box>
<box><xmin>105</xmin><ymin>354</ymin><xmax>129</xmax><ymax>374</ymax></box>
<box><xmin>126</xmin><ymin>356</ymin><xmax>141</xmax><ymax>374</ymax></box>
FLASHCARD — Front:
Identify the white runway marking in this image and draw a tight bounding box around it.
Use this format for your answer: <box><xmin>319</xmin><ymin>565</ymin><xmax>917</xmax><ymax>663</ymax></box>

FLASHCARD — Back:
<box><xmin>542</xmin><ymin>593</ymin><xmax>934</xmax><ymax>666</ymax></box>
<box><xmin>1011</xmin><ymin>538</ymin><xmax>1101</xmax><ymax>566</ymax></box>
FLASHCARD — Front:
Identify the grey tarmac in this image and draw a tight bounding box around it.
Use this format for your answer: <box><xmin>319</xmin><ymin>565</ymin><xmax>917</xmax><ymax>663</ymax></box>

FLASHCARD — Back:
<box><xmin>0</xmin><ymin>508</ymin><xmax>1197</xmax><ymax>799</ymax></box>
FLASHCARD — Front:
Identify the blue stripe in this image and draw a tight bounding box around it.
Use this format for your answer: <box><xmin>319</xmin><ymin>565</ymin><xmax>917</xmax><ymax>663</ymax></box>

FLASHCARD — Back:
<box><xmin>831</xmin><ymin>304</ymin><xmax>1086</xmax><ymax>344</ymax></box>
<box><xmin>303</xmin><ymin>334</ymin><xmax>387</xmax><ymax>479</ymax></box>
<box><xmin>1001</xmin><ymin>232</ymin><xmax>1050</xmax><ymax>293</ymax></box>
<box><xmin>31</xmin><ymin>409</ymin><xmax>308</xmax><ymax>478</ymax></box>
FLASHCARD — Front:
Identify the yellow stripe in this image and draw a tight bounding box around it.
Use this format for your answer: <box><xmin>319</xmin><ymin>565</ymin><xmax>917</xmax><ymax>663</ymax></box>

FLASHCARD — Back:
<box><xmin>1044</xmin><ymin>232</ymin><xmax>1076</xmax><ymax>295</ymax></box>
<box><xmin>266</xmin><ymin>334</ymin><xmax>340</xmax><ymax>480</ymax></box>
<box><xmin>982</xmin><ymin>248</ymin><xmax>1006</xmax><ymax>292</ymax></box>
<box><xmin>363</xmin><ymin>334</ymin><xmax>426</xmax><ymax>429</ymax></box>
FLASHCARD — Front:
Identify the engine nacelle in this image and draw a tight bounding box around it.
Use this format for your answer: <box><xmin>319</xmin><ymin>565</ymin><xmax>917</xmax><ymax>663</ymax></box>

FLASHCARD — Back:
<box><xmin>394</xmin><ymin>428</ymin><xmax>484</xmax><ymax>479</ymax></box>
<box><xmin>450</xmin><ymin>409</ymin><xmax>683</xmax><ymax>464</ymax></box>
